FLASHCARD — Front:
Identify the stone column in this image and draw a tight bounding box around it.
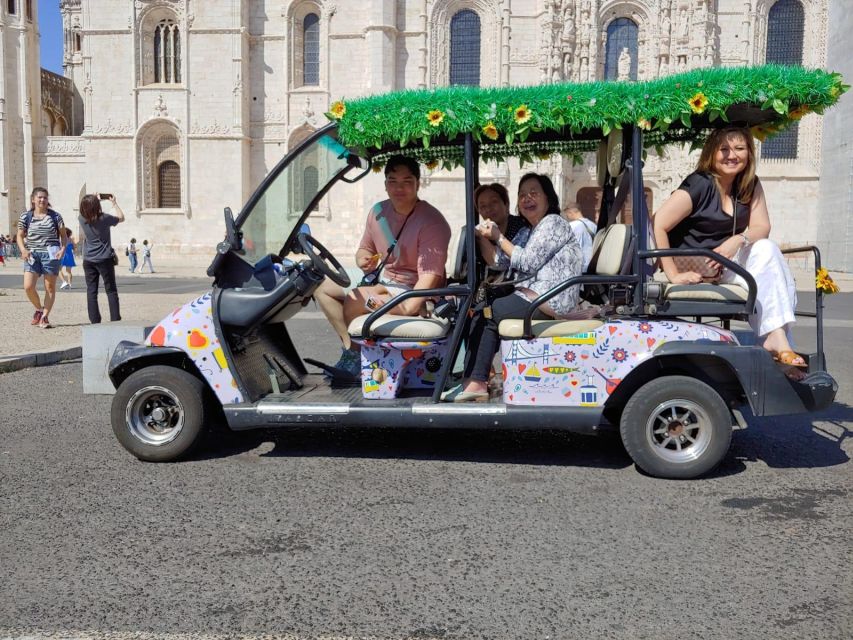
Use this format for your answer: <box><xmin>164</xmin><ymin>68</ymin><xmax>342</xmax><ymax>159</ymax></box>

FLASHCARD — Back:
<box><xmin>501</xmin><ymin>1</ymin><xmax>511</xmax><ymax>86</ymax></box>
<box><xmin>365</xmin><ymin>0</ymin><xmax>397</xmax><ymax>92</ymax></box>
<box><xmin>418</xmin><ymin>0</ymin><xmax>428</xmax><ymax>89</ymax></box>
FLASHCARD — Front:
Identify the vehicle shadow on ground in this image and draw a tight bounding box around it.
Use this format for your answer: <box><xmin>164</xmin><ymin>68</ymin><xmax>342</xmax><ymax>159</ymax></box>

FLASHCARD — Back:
<box><xmin>728</xmin><ymin>401</ymin><xmax>851</xmax><ymax>471</ymax></box>
<box><xmin>197</xmin><ymin>425</ymin><xmax>634</xmax><ymax>470</ymax></box>
<box><xmin>195</xmin><ymin>403</ymin><xmax>852</xmax><ymax>475</ymax></box>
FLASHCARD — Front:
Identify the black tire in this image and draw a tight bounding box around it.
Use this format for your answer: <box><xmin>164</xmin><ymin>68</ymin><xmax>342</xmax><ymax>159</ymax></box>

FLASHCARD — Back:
<box><xmin>111</xmin><ymin>365</ymin><xmax>208</xmax><ymax>462</ymax></box>
<box><xmin>620</xmin><ymin>376</ymin><xmax>732</xmax><ymax>479</ymax></box>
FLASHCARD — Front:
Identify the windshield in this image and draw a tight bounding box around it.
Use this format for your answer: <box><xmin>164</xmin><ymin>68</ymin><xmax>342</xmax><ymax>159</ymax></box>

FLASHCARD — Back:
<box><xmin>236</xmin><ymin>130</ymin><xmax>354</xmax><ymax>263</ymax></box>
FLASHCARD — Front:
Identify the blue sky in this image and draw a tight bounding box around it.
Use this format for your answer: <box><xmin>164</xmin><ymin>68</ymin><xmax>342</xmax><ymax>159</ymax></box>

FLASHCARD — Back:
<box><xmin>39</xmin><ymin>0</ymin><xmax>63</xmax><ymax>74</ymax></box>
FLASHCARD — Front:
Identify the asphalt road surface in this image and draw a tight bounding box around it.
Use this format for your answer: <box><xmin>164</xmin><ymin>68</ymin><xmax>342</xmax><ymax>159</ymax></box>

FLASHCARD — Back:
<box><xmin>1</xmin><ymin>307</ymin><xmax>852</xmax><ymax>639</ymax></box>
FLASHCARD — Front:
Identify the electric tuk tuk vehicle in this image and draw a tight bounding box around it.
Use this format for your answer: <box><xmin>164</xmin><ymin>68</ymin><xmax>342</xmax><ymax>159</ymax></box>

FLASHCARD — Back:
<box><xmin>109</xmin><ymin>65</ymin><xmax>845</xmax><ymax>478</ymax></box>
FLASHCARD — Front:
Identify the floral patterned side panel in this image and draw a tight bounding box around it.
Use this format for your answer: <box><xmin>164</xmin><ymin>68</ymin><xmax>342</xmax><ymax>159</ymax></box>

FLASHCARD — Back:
<box><xmin>501</xmin><ymin>320</ymin><xmax>736</xmax><ymax>406</ymax></box>
<box><xmin>145</xmin><ymin>292</ymin><xmax>243</xmax><ymax>405</ymax></box>
<box><xmin>356</xmin><ymin>339</ymin><xmax>450</xmax><ymax>399</ymax></box>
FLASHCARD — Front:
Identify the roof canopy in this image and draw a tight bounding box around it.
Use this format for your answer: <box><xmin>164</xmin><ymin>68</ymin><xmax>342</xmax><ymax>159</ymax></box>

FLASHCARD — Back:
<box><xmin>327</xmin><ymin>65</ymin><xmax>846</xmax><ymax>168</ymax></box>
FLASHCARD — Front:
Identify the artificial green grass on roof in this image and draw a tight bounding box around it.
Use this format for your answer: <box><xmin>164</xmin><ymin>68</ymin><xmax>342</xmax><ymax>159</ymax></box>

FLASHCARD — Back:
<box><xmin>327</xmin><ymin>65</ymin><xmax>846</xmax><ymax>166</ymax></box>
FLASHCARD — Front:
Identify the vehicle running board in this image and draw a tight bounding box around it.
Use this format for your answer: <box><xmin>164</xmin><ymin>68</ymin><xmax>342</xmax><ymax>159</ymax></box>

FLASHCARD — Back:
<box><xmin>223</xmin><ymin>399</ymin><xmax>608</xmax><ymax>434</ymax></box>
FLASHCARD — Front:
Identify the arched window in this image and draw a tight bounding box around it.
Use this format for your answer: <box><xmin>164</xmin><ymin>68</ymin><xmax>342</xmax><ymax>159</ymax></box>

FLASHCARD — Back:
<box><xmin>303</xmin><ymin>166</ymin><xmax>319</xmax><ymax>211</ymax></box>
<box><xmin>763</xmin><ymin>0</ymin><xmax>804</xmax><ymax>160</ymax></box>
<box><xmin>158</xmin><ymin>161</ymin><xmax>181</xmax><ymax>208</ymax></box>
<box><xmin>139</xmin><ymin>127</ymin><xmax>182</xmax><ymax>210</ymax></box>
<box><xmin>303</xmin><ymin>13</ymin><xmax>320</xmax><ymax>86</ymax></box>
<box><xmin>603</xmin><ymin>18</ymin><xmax>638</xmax><ymax>81</ymax></box>
<box><xmin>153</xmin><ymin>19</ymin><xmax>181</xmax><ymax>83</ymax></box>
<box><xmin>287</xmin><ymin>126</ymin><xmax>323</xmax><ymax>217</ymax></box>
<box><xmin>8</xmin><ymin>1</ymin><xmax>16</xmax><ymax>15</ymax></box>
<box><xmin>450</xmin><ymin>10</ymin><xmax>481</xmax><ymax>86</ymax></box>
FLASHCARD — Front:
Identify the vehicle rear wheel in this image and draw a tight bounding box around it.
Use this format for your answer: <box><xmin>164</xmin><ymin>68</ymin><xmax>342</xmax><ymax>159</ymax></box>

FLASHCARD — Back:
<box><xmin>620</xmin><ymin>376</ymin><xmax>732</xmax><ymax>479</ymax></box>
<box><xmin>111</xmin><ymin>365</ymin><xmax>208</xmax><ymax>462</ymax></box>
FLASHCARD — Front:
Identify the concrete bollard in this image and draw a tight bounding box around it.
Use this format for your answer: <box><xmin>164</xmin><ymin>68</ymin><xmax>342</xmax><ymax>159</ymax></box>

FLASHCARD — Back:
<box><xmin>82</xmin><ymin>323</ymin><xmax>153</xmax><ymax>395</ymax></box>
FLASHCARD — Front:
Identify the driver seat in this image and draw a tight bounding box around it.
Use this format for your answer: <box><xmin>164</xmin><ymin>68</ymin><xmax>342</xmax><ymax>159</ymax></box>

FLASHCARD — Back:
<box><xmin>347</xmin><ymin>313</ymin><xmax>450</xmax><ymax>340</ymax></box>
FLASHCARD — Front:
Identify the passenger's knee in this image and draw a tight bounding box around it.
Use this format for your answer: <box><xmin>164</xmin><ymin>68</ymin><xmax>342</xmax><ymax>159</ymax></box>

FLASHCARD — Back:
<box><xmin>750</xmin><ymin>238</ymin><xmax>778</xmax><ymax>255</ymax></box>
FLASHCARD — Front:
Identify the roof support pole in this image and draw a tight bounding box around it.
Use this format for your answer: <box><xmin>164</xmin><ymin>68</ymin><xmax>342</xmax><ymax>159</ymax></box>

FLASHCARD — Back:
<box><xmin>429</xmin><ymin>133</ymin><xmax>477</xmax><ymax>401</ymax></box>
<box><xmin>630</xmin><ymin>124</ymin><xmax>646</xmax><ymax>305</ymax></box>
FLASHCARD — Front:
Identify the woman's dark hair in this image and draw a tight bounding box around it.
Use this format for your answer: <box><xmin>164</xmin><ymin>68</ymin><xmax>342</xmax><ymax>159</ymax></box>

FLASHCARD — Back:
<box><xmin>29</xmin><ymin>187</ymin><xmax>49</xmax><ymax>210</ymax></box>
<box><xmin>384</xmin><ymin>155</ymin><xmax>421</xmax><ymax>181</ymax></box>
<box><xmin>517</xmin><ymin>172</ymin><xmax>561</xmax><ymax>216</ymax></box>
<box><xmin>80</xmin><ymin>194</ymin><xmax>103</xmax><ymax>224</ymax></box>
<box><xmin>473</xmin><ymin>183</ymin><xmax>510</xmax><ymax>212</ymax></box>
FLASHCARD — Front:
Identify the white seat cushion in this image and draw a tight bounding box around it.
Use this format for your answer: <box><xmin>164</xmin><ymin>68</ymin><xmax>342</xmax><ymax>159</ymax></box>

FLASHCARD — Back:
<box><xmin>498</xmin><ymin>319</ymin><xmax>604</xmax><ymax>339</ymax></box>
<box><xmin>663</xmin><ymin>283</ymin><xmax>748</xmax><ymax>302</ymax></box>
<box><xmin>348</xmin><ymin>314</ymin><xmax>450</xmax><ymax>339</ymax></box>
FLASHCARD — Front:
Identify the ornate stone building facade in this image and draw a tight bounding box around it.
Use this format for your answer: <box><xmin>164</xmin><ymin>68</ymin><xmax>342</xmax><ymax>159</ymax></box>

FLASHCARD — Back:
<box><xmin>2</xmin><ymin>1</ymin><xmax>849</xmax><ymax>268</ymax></box>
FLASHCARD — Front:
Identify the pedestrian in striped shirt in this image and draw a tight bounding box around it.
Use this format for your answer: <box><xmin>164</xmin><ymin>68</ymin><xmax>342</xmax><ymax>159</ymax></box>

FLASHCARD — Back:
<box><xmin>16</xmin><ymin>187</ymin><xmax>66</xmax><ymax>329</ymax></box>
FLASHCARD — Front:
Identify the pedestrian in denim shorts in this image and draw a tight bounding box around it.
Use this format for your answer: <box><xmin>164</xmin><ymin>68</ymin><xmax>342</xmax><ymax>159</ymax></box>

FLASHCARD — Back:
<box><xmin>16</xmin><ymin>187</ymin><xmax>66</xmax><ymax>329</ymax></box>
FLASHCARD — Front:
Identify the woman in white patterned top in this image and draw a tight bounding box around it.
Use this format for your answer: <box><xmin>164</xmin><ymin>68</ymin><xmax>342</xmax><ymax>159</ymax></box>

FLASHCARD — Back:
<box><xmin>443</xmin><ymin>173</ymin><xmax>583</xmax><ymax>402</ymax></box>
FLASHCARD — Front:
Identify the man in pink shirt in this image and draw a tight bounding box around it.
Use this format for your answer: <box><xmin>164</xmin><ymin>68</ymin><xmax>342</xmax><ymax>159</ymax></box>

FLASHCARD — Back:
<box><xmin>314</xmin><ymin>155</ymin><xmax>451</xmax><ymax>377</ymax></box>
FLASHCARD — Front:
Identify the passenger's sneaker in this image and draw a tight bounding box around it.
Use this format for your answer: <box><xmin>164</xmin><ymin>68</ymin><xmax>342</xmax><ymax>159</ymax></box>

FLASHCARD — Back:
<box><xmin>38</xmin><ymin>315</ymin><xmax>52</xmax><ymax>329</ymax></box>
<box><xmin>31</xmin><ymin>308</ymin><xmax>43</xmax><ymax>325</ymax></box>
<box><xmin>59</xmin><ymin>282</ymin><xmax>70</xmax><ymax>290</ymax></box>
<box><xmin>330</xmin><ymin>348</ymin><xmax>361</xmax><ymax>377</ymax></box>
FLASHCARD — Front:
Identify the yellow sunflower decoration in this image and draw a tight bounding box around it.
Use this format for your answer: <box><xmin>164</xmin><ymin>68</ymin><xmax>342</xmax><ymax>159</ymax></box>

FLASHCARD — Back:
<box><xmin>426</xmin><ymin>109</ymin><xmax>445</xmax><ymax>127</ymax></box>
<box><xmin>815</xmin><ymin>268</ymin><xmax>840</xmax><ymax>294</ymax></box>
<box><xmin>329</xmin><ymin>100</ymin><xmax>346</xmax><ymax>120</ymax></box>
<box><xmin>688</xmin><ymin>92</ymin><xmax>709</xmax><ymax>114</ymax></box>
<box><xmin>482</xmin><ymin>122</ymin><xmax>499</xmax><ymax>140</ymax></box>
<box><xmin>514</xmin><ymin>105</ymin><xmax>532</xmax><ymax>125</ymax></box>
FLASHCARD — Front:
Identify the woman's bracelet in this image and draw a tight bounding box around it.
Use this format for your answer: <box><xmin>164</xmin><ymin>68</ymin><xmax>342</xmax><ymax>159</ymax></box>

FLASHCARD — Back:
<box><xmin>740</xmin><ymin>231</ymin><xmax>750</xmax><ymax>246</ymax></box>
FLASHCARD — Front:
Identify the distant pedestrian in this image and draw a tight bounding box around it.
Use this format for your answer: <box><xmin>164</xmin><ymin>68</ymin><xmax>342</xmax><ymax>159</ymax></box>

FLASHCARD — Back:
<box><xmin>59</xmin><ymin>228</ymin><xmax>77</xmax><ymax>289</ymax></box>
<box><xmin>127</xmin><ymin>238</ymin><xmax>138</xmax><ymax>273</ymax></box>
<box><xmin>561</xmin><ymin>202</ymin><xmax>597</xmax><ymax>271</ymax></box>
<box><xmin>17</xmin><ymin>187</ymin><xmax>66</xmax><ymax>329</ymax></box>
<box><xmin>140</xmin><ymin>239</ymin><xmax>155</xmax><ymax>273</ymax></box>
<box><xmin>78</xmin><ymin>193</ymin><xmax>125</xmax><ymax>324</ymax></box>
<box><xmin>0</xmin><ymin>234</ymin><xmax>6</xmax><ymax>267</ymax></box>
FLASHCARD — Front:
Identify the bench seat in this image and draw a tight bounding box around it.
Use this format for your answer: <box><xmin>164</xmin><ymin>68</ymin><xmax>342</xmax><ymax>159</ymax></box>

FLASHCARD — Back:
<box><xmin>498</xmin><ymin>319</ymin><xmax>604</xmax><ymax>339</ymax></box>
<box><xmin>348</xmin><ymin>314</ymin><xmax>450</xmax><ymax>339</ymax></box>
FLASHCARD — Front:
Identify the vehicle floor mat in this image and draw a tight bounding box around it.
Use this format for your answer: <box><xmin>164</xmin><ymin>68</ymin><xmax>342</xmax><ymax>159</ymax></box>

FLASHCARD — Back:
<box><xmin>303</xmin><ymin>358</ymin><xmax>361</xmax><ymax>388</ymax></box>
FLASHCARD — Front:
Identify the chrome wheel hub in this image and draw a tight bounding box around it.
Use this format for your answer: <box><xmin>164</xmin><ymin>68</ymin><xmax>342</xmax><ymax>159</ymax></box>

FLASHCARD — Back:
<box><xmin>126</xmin><ymin>385</ymin><xmax>185</xmax><ymax>446</ymax></box>
<box><xmin>646</xmin><ymin>399</ymin><xmax>712</xmax><ymax>464</ymax></box>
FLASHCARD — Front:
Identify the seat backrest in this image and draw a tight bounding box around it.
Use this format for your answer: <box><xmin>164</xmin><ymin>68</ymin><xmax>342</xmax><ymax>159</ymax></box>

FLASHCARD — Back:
<box><xmin>588</xmin><ymin>223</ymin><xmax>631</xmax><ymax>276</ymax></box>
<box><xmin>446</xmin><ymin>224</ymin><xmax>467</xmax><ymax>282</ymax></box>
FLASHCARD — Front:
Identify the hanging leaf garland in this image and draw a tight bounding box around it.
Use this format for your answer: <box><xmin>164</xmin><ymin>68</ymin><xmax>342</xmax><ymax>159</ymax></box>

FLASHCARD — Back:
<box><xmin>329</xmin><ymin>65</ymin><xmax>847</xmax><ymax>167</ymax></box>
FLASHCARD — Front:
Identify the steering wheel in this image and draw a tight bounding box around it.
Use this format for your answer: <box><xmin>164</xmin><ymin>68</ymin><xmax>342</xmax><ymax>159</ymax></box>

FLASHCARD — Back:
<box><xmin>297</xmin><ymin>233</ymin><xmax>351</xmax><ymax>287</ymax></box>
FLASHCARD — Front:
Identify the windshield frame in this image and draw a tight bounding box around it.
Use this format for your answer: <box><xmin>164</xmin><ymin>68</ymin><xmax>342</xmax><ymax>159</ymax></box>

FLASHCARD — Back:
<box><xmin>234</xmin><ymin>122</ymin><xmax>366</xmax><ymax>258</ymax></box>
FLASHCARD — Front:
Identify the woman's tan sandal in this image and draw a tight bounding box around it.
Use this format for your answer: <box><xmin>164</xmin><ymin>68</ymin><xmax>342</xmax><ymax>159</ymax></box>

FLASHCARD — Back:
<box><xmin>772</xmin><ymin>350</ymin><xmax>807</xmax><ymax>369</ymax></box>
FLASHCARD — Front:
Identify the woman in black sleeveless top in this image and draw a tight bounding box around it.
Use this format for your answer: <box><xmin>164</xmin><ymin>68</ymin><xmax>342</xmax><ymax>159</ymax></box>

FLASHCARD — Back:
<box><xmin>653</xmin><ymin>127</ymin><xmax>805</xmax><ymax>374</ymax></box>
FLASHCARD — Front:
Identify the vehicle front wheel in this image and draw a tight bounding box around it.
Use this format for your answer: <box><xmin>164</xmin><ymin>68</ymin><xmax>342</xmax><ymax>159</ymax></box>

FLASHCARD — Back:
<box><xmin>111</xmin><ymin>365</ymin><xmax>209</xmax><ymax>462</ymax></box>
<box><xmin>620</xmin><ymin>376</ymin><xmax>733</xmax><ymax>479</ymax></box>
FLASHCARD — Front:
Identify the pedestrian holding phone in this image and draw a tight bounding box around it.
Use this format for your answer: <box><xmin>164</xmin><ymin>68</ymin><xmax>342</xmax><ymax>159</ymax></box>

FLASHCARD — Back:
<box><xmin>78</xmin><ymin>193</ymin><xmax>125</xmax><ymax>324</ymax></box>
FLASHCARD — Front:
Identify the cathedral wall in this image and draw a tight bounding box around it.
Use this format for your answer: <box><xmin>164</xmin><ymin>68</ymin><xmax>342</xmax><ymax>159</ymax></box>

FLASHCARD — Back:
<box><xmin>817</xmin><ymin>0</ymin><xmax>853</xmax><ymax>272</ymax></box>
<box><xmin>33</xmin><ymin>138</ymin><xmax>86</xmax><ymax>226</ymax></box>
<box><xmin>23</xmin><ymin>0</ymin><xmax>851</xmax><ymax>268</ymax></box>
<box><xmin>2</xmin><ymin>17</ymin><xmax>37</xmax><ymax>231</ymax></box>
